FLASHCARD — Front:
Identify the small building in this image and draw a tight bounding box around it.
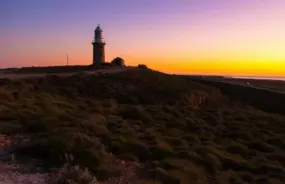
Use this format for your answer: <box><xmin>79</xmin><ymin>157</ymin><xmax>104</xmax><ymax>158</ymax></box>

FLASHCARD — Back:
<box><xmin>111</xmin><ymin>57</ymin><xmax>125</xmax><ymax>67</ymax></box>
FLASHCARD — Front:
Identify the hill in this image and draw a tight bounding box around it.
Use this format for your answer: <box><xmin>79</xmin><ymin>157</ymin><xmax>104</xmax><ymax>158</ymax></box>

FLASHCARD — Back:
<box><xmin>0</xmin><ymin>65</ymin><xmax>90</xmax><ymax>74</ymax></box>
<box><xmin>0</xmin><ymin>68</ymin><xmax>285</xmax><ymax>184</ymax></box>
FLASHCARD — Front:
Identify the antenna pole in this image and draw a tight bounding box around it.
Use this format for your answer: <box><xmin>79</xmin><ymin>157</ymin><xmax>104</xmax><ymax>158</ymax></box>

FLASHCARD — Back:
<box><xmin>66</xmin><ymin>54</ymin><xmax>69</xmax><ymax>65</ymax></box>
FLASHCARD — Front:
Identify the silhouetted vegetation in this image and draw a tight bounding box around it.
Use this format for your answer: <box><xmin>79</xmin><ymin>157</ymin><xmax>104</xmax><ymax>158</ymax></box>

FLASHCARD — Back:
<box><xmin>1</xmin><ymin>68</ymin><xmax>285</xmax><ymax>183</ymax></box>
<box><xmin>5</xmin><ymin>65</ymin><xmax>92</xmax><ymax>74</ymax></box>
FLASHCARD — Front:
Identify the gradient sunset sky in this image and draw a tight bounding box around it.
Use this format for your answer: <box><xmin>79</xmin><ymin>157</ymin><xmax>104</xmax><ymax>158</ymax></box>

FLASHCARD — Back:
<box><xmin>1</xmin><ymin>0</ymin><xmax>285</xmax><ymax>77</ymax></box>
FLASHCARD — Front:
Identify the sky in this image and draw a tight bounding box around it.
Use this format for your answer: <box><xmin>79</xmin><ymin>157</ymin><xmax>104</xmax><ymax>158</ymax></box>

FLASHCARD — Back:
<box><xmin>1</xmin><ymin>0</ymin><xmax>285</xmax><ymax>77</ymax></box>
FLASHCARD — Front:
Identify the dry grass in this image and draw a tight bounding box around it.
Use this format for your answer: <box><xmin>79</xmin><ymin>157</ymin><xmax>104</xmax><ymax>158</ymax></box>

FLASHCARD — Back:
<box><xmin>0</xmin><ymin>68</ymin><xmax>285</xmax><ymax>183</ymax></box>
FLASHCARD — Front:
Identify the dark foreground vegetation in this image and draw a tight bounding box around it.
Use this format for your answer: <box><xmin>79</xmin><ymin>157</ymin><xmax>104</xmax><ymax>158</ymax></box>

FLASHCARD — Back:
<box><xmin>227</xmin><ymin>78</ymin><xmax>285</xmax><ymax>93</ymax></box>
<box><xmin>0</xmin><ymin>68</ymin><xmax>285</xmax><ymax>184</ymax></box>
<box><xmin>1</xmin><ymin>65</ymin><xmax>91</xmax><ymax>74</ymax></box>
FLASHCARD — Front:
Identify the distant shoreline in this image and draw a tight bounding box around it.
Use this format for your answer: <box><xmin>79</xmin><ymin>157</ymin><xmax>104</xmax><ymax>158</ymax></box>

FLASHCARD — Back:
<box><xmin>1</xmin><ymin>66</ymin><xmax>284</xmax><ymax>81</ymax></box>
<box><xmin>177</xmin><ymin>73</ymin><xmax>285</xmax><ymax>81</ymax></box>
<box><xmin>230</xmin><ymin>76</ymin><xmax>285</xmax><ymax>81</ymax></box>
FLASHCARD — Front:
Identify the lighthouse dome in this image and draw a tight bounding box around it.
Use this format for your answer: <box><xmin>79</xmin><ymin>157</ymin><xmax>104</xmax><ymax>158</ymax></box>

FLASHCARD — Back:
<box><xmin>95</xmin><ymin>25</ymin><xmax>102</xmax><ymax>32</ymax></box>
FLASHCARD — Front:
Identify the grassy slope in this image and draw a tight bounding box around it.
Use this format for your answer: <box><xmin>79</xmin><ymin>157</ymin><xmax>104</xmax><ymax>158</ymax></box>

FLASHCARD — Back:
<box><xmin>0</xmin><ymin>69</ymin><xmax>285</xmax><ymax>184</ymax></box>
<box><xmin>229</xmin><ymin>78</ymin><xmax>285</xmax><ymax>93</ymax></box>
<box><xmin>6</xmin><ymin>65</ymin><xmax>91</xmax><ymax>74</ymax></box>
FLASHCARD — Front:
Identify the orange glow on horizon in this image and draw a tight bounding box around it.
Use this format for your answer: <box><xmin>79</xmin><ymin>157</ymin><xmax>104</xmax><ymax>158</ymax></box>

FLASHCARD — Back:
<box><xmin>127</xmin><ymin>58</ymin><xmax>285</xmax><ymax>77</ymax></box>
<box><xmin>1</xmin><ymin>0</ymin><xmax>285</xmax><ymax>78</ymax></box>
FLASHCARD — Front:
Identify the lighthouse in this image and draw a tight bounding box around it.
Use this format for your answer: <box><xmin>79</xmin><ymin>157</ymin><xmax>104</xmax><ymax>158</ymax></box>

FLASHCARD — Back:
<box><xmin>92</xmin><ymin>25</ymin><xmax>106</xmax><ymax>67</ymax></box>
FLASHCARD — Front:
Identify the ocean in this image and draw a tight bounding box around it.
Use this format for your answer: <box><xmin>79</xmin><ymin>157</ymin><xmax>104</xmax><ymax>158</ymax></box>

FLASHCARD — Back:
<box><xmin>230</xmin><ymin>76</ymin><xmax>285</xmax><ymax>81</ymax></box>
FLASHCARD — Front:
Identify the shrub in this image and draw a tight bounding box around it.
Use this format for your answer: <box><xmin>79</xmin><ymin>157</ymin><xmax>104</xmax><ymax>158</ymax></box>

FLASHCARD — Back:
<box><xmin>23</xmin><ymin>118</ymin><xmax>54</xmax><ymax>133</ymax></box>
<box><xmin>220</xmin><ymin>154</ymin><xmax>253</xmax><ymax>171</ymax></box>
<box><xmin>265</xmin><ymin>153</ymin><xmax>285</xmax><ymax>166</ymax></box>
<box><xmin>197</xmin><ymin>133</ymin><xmax>214</xmax><ymax>142</ymax></box>
<box><xmin>117</xmin><ymin>122</ymin><xmax>136</xmax><ymax>137</ymax></box>
<box><xmin>118</xmin><ymin>105</ymin><xmax>151</xmax><ymax>122</ymax></box>
<box><xmin>0</xmin><ymin>121</ymin><xmax>22</xmax><ymax>134</ymax></box>
<box><xmin>46</xmin><ymin>163</ymin><xmax>97</xmax><ymax>184</ymax></box>
<box><xmin>163</xmin><ymin>128</ymin><xmax>183</xmax><ymax>137</ymax></box>
<box><xmin>148</xmin><ymin>167</ymin><xmax>180</xmax><ymax>184</ymax></box>
<box><xmin>239</xmin><ymin>172</ymin><xmax>254</xmax><ymax>183</ymax></box>
<box><xmin>135</xmin><ymin>180</ymin><xmax>163</xmax><ymax>184</ymax></box>
<box><xmin>266</xmin><ymin>137</ymin><xmax>285</xmax><ymax>150</ymax></box>
<box><xmin>223</xmin><ymin>130</ymin><xmax>254</xmax><ymax>142</ymax></box>
<box><xmin>253</xmin><ymin>163</ymin><xmax>285</xmax><ymax>176</ymax></box>
<box><xmin>39</xmin><ymin>99</ymin><xmax>69</xmax><ymax>117</ymax></box>
<box><xmin>91</xmin><ymin>105</ymin><xmax>104</xmax><ymax>114</ymax></box>
<box><xmin>0</xmin><ymin>78</ymin><xmax>12</xmax><ymax>85</ymax></box>
<box><xmin>125</xmin><ymin>139</ymin><xmax>151</xmax><ymax>161</ymax></box>
<box><xmin>97</xmin><ymin>99</ymin><xmax>118</xmax><ymax>114</ymax></box>
<box><xmin>95</xmin><ymin>165</ymin><xmax>122</xmax><ymax>181</ymax></box>
<box><xmin>0</xmin><ymin>88</ymin><xmax>14</xmax><ymax>101</ymax></box>
<box><xmin>229</xmin><ymin>172</ymin><xmax>244</xmax><ymax>184</ymax></box>
<box><xmin>168</xmin><ymin>169</ymin><xmax>198</xmax><ymax>184</ymax></box>
<box><xmin>19</xmin><ymin>105</ymin><xmax>42</xmax><ymax>118</ymax></box>
<box><xmin>162</xmin><ymin>106</ymin><xmax>182</xmax><ymax>118</ymax></box>
<box><xmin>162</xmin><ymin>159</ymin><xmax>188</xmax><ymax>170</ymax></box>
<box><xmin>246</xmin><ymin>140</ymin><xmax>277</xmax><ymax>153</ymax></box>
<box><xmin>226</xmin><ymin>142</ymin><xmax>249</xmax><ymax>157</ymax></box>
<box><xmin>73</xmin><ymin>148</ymin><xmax>102</xmax><ymax>172</ymax></box>
<box><xmin>53</xmin><ymin>100</ymin><xmax>77</xmax><ymax>109</ymax></box>
<box><xmin>15</xmin><ymin>132</ymin><xmax>102</xmax><ymax>169</ymax></box>
<box><xmin>183</xmin><ymin>134</ymin><xmax>201</xmax><ymax>144</ymax></box>
<box><xmin>118</xmin><ymin>152</ymin><xmax>138</xmax><ymax>161</ymax></box>
<box><xmin>151</xmin><ymin>140</ymin><xmax>174</xmax><ymax>160</ymax></box>
<box><xmin>164</xmin><ymin>137</ymin><xmax>189</xmax><ymax>149</ymax></box>
<box><xmin>201</xmin><ymin>153</ymin><xmax>221</xmax><ymax>172</ymax></box>
<box><xmin>254</xmin><ymin>177</ymin><xmax>271</xmax><ymax>184</ymax></box>
<box><xmin>269</xmin><ymin>178</ymin><xmax>283</xmax><ymax>184</ymax></box>
<box><xmin>80</xmin><ymin>120</ymin><xmax>109</xmax><ymax>137</ymax></box>
<box><xmin>193</xmin><ymin>145</ymin><xmax>223</xmax><ymax>157</ymax></box>
<box><xmin>0</xmin><ymin>105</ymin><xmax>18</xmax><ymax>121</ymax></box>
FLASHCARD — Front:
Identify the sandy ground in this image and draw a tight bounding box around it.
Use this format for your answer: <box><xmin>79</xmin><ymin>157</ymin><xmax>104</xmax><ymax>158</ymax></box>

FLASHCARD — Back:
<box><xmin>0</xmin><ymin>134</ymin><xmax>46</xmax><ymax>184</ymax></box>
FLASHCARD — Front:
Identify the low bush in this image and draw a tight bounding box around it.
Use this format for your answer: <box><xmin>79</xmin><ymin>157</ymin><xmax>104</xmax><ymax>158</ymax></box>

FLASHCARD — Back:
<box><xmin>219</xmin><ymin>154</ymin><xmax>253</xmax><ymax>171</ymax></box>
<box><xmin>183</xmin><ymin>134</ymin><xmax>201</xmax><ymax>144</ymax></box>
<box><xmin>135</xmin><ymin>180</ymin><xmax>163</xmax><ymax>184</ymax></box>
<box><xmin>253</xmin><ymin>163</ymin><xmax>285</xmax><ymax>176</ymax></box>
<box><xmin>266</xmin><ymin>137</ymin><xmax>285</xmax><ymax>150</ymax></box>
<box><xmin>201</xmin><ymin>153</ymin><xmax>221</xmax><ymax>172</ymax></box>
<box><xmin>46</xmin><ymin>163</ymin><xmax>97</xmax><ymax>184</ymax></box>
<box><xmin>246</xmin><ymin>140</ymin><xmax>277</xmax><ymax>153</ymax></box>
<box><xmin>254</xmin><ymin>177</ymin><xmax>271</xmax><ymax>184</ymax></box>
<box><xmin>0</xmin><ymin>88</ymin><xmax>14</xmax><ymax>101</ymax></box>
<box><xmin>118</xmin><ymin>105</ymin><xmax>151</xmax><ymax>122</ymax></box>
<box><xmin>238</xmin><ymin>172</ymin><xmax>254</xmax><ymax>183</ymax></box>
<box><xmin>164</xmin><ymin>137</ymin><xmax>189</xmax><ymax>149</ymax></box>
<box><xmin>265</xmin><ymin>153</ymin><xmax>285</xmax><ymax>166</ymax></box>
<box><xmin>125</xmin><ymin>139</ymin><xmax>151</xmax><ymax>161</ymax></box>
<box><xmin>226</xmin><ymin>142</ymin><xmax>249</xmax><ymax>157</ymax></box>
<box><xmin>151</xmin><ymin>140</ymin><xmax>174</xmax><ymax>160</ymax></box>
<box><xmin>162</xmin><ymin>158</ymin><xmax>189</xmax><ymax>170</ymax></box>
<box><xmin>95</xmin><ymin>165</ymin><xmax>122</xmax><ymax>181</ymax></box>
<box><xmin>148</xmin><ymin>167</ymin><xmax>180</xmax><ymax>184</ymax></box>
<box><xmin>229</xmin><ymin>172</ymin><xmax>244</xmax><ymax>184</ymax></box>
<box><xmin>1</xmin><ymin>69</ymin><xmax>285</xmax><ymax>183</ymax></box>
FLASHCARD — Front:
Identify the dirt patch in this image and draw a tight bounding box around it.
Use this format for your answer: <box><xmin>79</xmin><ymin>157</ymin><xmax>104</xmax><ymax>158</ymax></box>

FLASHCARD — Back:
<box><xmin>0</xmin><ymin>134</ymin><xmax>47</xmax><ymax>184</ymax></box>
<box><xmin>98</xmin><ymin>159</ymin><xmax>141</xmax><ymax>184</ymax></box>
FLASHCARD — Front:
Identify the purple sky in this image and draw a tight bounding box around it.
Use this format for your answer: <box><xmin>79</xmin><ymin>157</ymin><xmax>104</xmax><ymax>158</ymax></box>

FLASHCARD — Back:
<box><xmin>1</xmin><ymin>0</ymin><xmax>285</xmax><ymax>76</ymax></box>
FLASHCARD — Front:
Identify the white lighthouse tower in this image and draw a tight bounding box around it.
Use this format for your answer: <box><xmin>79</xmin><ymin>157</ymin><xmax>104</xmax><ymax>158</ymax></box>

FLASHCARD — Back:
<box><xmin>92</xmin><ymin>24</ymin><xmax>106</xmax><ymax>67</ymax></box>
